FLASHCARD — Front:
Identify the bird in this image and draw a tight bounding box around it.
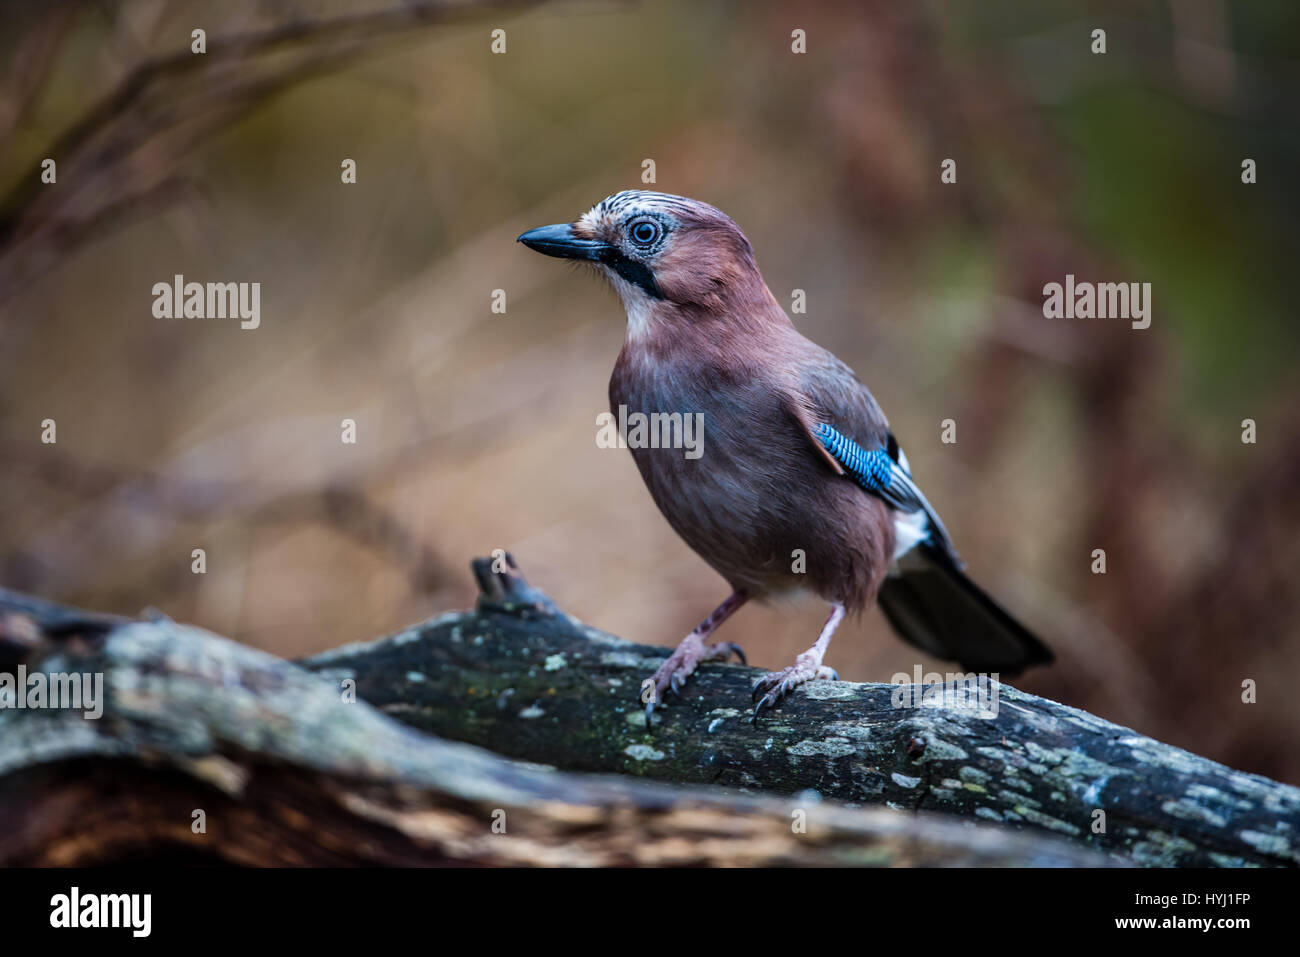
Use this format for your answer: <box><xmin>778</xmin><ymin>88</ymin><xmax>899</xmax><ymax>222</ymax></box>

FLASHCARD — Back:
<box><xmin>518</xmin><ymin>190</ymin><xmax>1052</xmax><ymax>724</ymax></box>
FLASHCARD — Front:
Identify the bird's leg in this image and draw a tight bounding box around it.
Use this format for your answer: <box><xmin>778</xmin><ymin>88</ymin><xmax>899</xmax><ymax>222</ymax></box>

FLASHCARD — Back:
<box><xmin>642</xmin><ymin>591</ymin><xmax>748</xmax><ymax>725</ymax></box>
<box><xmin>752</xmin><ymin>602</ymin><xmax>845</xmax><ymax>721</ymax></box>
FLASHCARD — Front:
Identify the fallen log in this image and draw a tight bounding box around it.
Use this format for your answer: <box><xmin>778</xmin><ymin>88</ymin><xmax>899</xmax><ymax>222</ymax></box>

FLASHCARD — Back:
<box><xmin>298</xmin><ymin>554</ymin><xmax>1300</xmax><ymax>868</ymax></box>
<box><xmin>0</xmin><ymin>575</ymin><xmax>1109</xmax><ymax>867</ymax></box>
<box><xmin>0</xmin><ymin>555</ymin><xmax>1293</xmax><ymax>866</ymax></box>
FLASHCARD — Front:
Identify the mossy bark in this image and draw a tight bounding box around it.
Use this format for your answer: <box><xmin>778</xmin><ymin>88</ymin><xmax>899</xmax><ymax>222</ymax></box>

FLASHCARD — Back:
<box><xmin>0</xmin><ymin>555</ymin><xmax>1294</xmax><ymax>867</ymax></box>
<box><xmin>299</xmin><ymin>555</ymin><xmax>1300</xmax><ymax>868</ymax></box>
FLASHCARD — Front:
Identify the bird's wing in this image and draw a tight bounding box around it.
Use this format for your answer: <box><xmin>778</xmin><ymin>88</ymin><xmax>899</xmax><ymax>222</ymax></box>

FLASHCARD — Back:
<box><xmin>784</xmin><ymin>343</ymin><xmax>1051</xmax><ymax>674</ymax></box>
<box><xmin>786</xmin><ymin>347</ymin><xmax>961</xmax><ymax>567</ymax></box>
<box><xmin>812</xmin><ymin>421</ymin><xmax>959</xmax><ymax>564</ymax></box>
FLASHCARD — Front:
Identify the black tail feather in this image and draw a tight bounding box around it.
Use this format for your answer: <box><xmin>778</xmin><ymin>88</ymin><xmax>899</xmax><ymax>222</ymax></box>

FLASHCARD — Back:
<box><xmin>877</xmin><ymin>545</ymin><xmax>1052</xmax><ymax>676</ymax></box>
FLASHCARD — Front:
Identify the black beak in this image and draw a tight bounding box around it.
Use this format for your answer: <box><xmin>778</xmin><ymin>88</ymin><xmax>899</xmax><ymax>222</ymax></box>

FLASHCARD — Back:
<box><xmin>517</xmin><ymin>223</ymin><xmax>613</xmax><ymax>262</ymax></box>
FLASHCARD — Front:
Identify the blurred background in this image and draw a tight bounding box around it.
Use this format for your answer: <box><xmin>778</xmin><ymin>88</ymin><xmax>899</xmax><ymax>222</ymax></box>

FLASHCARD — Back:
<box><xmin>1</xmin><ymin>0</ymin><xmax>1297</xmax><ymax>784</ymax></box>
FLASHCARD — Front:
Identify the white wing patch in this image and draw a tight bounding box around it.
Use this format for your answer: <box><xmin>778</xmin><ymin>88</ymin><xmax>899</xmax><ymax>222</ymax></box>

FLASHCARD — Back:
<box><xmin>887</xmin><ymin>444</ymin><xmax>928</xmax><ymax>563</ymax></box>
<box><xmin>891</xmin><ymin>508</ymin><xmax>928</xmax><ymax>563</ymax></box>
<box><xmin>895</xmin><ymin>446</ymin><xmax>911</xmax><ymax>473</ymax></box>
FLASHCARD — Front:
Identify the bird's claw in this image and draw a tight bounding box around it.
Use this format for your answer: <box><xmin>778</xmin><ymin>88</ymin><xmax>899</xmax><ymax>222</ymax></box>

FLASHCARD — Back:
<box><xmin>714</xmin><ymin>641</ymin><xmax>747</xmax><ymax>665</ymax></box>
<box><xmin>641</xmin><ymin>635</ymin><xmax>748</xmax><ymax>728</ymax></box>
<box><xmin>750</xmin><ymin>660</ymin><xmax>839</xmax><ymax>723</ymax></box>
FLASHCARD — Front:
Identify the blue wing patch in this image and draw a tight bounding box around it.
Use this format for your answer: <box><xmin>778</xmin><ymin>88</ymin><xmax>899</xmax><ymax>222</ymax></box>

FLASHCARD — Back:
<box><xmin>814</xmin><ymin>423</ymin><xmax>895</xmax><ymax>493</ymax></box>
<box><xmin>813</xmin><ymin>422</ymin><xmax>959</xmax><ymax>564</ymax></box>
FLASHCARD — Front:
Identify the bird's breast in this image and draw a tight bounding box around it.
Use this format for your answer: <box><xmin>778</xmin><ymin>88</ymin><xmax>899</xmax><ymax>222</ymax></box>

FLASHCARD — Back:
<box><xmin>608</xmin><ymin>346</ymin><xmax>893</xmax><ymax>606</ymax></box>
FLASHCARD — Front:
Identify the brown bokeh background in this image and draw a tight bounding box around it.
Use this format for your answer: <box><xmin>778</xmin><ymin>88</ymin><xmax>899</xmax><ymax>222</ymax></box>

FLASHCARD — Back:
<box><xmin>2</xmin><ymin>1</ymin><xmax>1298</xmax><ymax>783</ymax></box>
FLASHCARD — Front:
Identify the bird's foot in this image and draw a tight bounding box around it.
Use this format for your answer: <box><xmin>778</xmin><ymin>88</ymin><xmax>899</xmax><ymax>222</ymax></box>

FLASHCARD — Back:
<box><xmin>642</xmin><ymin>633</ymin><xmax>746</xmax><ymax>726</ymax></box>
<box><xmin>751</xmin><ymin>652</ymin><xmax>839</xmax><ymax>722</ymax></box>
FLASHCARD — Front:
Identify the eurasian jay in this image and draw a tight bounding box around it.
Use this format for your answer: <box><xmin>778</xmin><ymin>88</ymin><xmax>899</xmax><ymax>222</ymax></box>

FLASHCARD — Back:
<box><xmin>519</xmin><ymin>190</ymin><xmax>1052</xmax><ymax>723</ymax></box>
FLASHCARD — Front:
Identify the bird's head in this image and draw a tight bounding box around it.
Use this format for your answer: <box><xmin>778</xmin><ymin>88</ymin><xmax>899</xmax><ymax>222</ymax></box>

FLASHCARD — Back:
<box><xmin>518</xmin><ymin>190</ymin><xmax>778</xmax><ymax>334</ymax></box>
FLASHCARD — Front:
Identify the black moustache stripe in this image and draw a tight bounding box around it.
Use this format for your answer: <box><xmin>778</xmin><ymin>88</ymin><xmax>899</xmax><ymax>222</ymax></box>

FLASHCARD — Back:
<box><xmin>604</xmin><ymin>252</ymin><xmax>661</xmax><ymax>299</ymax></box>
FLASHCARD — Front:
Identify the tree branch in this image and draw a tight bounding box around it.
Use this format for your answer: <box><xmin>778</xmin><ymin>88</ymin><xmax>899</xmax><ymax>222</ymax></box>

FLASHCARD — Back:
<box><xmin>298</xmin><ymin>554</ymin><xmax>1300</xmax><ymax>868</ymax></box>
<box><xmin>1</xmin><ymin>554</ymin><xmax>1294</xmax><ymax>867</ymax></box>
<box><xmin>0</xmin><ymin>574</ymin><xmax>1106</xmax><ymax>867</ymax></box>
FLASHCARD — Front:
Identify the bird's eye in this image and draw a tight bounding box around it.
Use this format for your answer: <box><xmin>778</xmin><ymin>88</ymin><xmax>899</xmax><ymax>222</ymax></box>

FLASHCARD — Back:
<box><xmin>629</xmin><ymin>219</ymin><xmax>661</xmax><ymax>246</ymax></box>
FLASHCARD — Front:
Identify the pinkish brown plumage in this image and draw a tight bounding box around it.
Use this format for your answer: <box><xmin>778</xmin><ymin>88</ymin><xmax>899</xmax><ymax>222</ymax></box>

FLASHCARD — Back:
<box><xmin>519</xmin><ymin>190</ymin><xmax>1051</xmax><ymax>723</ymax></box>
